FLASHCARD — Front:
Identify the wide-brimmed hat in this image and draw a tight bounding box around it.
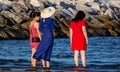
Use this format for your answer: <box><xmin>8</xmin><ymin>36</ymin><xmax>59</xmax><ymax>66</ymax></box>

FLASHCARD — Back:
<box><xmin>41</xmin><ymin>7</ymin><xmax>56</xmax><ymax>18</ymax></box>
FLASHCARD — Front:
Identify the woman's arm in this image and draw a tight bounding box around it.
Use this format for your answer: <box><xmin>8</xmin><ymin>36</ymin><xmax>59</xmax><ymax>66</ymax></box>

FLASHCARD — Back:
<box><xmin>29</xmin><ymin>21</ymin><xmax>32</xmax><ymax>29</ymax></box>
<box><xmin>70</xmin><ymin>28</ymin><xmax>73</xmax><ymax>45</ymax></box>
<box><xmin>82</xmin><ymin>26</ymin><xmax>88</xmax><ymax>44</ymax></box>
<box><xmin>35</xmin><ymin>22</ymin><xmax>42</xmax><ymax>40</ymax></box>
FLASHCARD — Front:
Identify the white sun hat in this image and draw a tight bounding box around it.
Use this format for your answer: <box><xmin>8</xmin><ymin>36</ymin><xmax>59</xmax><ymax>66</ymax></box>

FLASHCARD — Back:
<box><xmin>41</xmin><ymin>7</ymin><xmax>56</xmax><ymax>18</ymax></box>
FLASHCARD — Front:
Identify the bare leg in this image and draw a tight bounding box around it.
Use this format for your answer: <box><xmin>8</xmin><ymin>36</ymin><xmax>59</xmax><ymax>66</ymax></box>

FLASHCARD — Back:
<box><xmin>42</xmin><ymin>59</ymin><xmax>46</xmax><ymax>68</ymax></box>
<box><xmin>31</xmin><ymin>48</ymin><xmax>36</xmax><ymax>67</ymax></box>
<box><xmin>80</xmin><ymin>50</ymin><xmax>86</xmax><ymax>67</ymax></box>
<box><xmin>46</xmin><ymin>61</ymin><xmax>50</xmax><ymax>68</ymax></box>
<box><xmin>74</xmin><ymin>50</ymin><xmax>79</xmax><ymax>67</ymax></box>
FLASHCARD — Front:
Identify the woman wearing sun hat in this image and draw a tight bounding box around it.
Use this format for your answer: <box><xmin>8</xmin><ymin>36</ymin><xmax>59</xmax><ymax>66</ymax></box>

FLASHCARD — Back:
<box><xmin>33</xmin><ymin>7</ymin><xmax>56</xmax><ymax>68</ymax></box>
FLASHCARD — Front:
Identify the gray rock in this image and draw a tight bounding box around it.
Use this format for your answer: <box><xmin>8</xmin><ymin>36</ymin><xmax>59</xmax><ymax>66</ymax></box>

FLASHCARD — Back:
<box><xmin>77</xmin><ymin>5</ymin><xmax>92</xmax><ymax>12</ymax></box>
<box><xmin>109</xmin><ymin>1</ymin><xmax>120</xmax><ymax>8</ymax></box>
<box><xmin>0</xmin><ymin>2</ymin><xmax>11</xmax><ymax>11</ymax></box>
<box><xmin>88</xmin><ymin>2</ymin><xmax>100</xmax><ymax>11</ymax></box>
<box><xmin>68</xmin><ymin>7</ymin><xmax>77</xmax><ymax>16</ymax></box>
<box><xmin>61</xmin><ymin>8</ymin><xmax>73</xmax><ymax>18</ymax></box>
<box><xmin>30</xmin><ymin>0</ymin><xmax>44</xmax><ymax>9</ymax></box>
<box><xmin>0</xmin><ymin>0</ymin><xmax>120</xmax><ymax>39</ymax></box>
<box><xmin>10</xmin><ymin>3</ymin><xmax>28</xmax><ymax>13</ymax></box>
<box><xmin>0</xmin><ymin>0</ymin><xmax>12</xmax><ymax>5</ymax></box>
<box><xmin>0</xmin><ymin>15</ymin><xmax>7</xmax><ymax>27</ymax></box>
<box><xmin>104</xmin><ymin>8</ymin><xmax>118</xmax><ymax>20</ymax></box>
<box><xmin>1</xmin><ymin>11</ymin><xmax>23</xmax><ymax>24</ymax></box>
<box><xmin>100</xmin><ymin>2</ymin><xmax>109</xmax><ymax>11</ymax></box>
<box><xmin>0</xmin><ymin>30</ymin><xmax>9</xmax><ymax>39</ymax></box>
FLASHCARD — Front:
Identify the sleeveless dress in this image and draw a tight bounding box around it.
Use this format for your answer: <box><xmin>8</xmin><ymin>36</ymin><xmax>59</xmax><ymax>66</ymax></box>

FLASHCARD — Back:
<box><xmin>70</xmin><ymin>20</ymin><xmax>86</xmax><ymax>51</ymax></box>
<box><xmin>33</xmin><ymin>18</ymin><xmax>55</xmax><ymax>61</ymax></box>
<box><xmin>30</xmin><ymin>24</ymin><xmax>40</xmax><ymax>49</ymax></box>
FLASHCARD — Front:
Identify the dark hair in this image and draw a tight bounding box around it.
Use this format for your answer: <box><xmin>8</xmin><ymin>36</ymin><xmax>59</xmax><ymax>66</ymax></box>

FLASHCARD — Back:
<box><xmin>30</xmin><ymin>11</ymin><xmax>40</xmax><ymax>18</ymax></box>
<box><xmin>72</xmin><ymin>10</ymin><xmax>85</xmax><ymax>22</ymax></box>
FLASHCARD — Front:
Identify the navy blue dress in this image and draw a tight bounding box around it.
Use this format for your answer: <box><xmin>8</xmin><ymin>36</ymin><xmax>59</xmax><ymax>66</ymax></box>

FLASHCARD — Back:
<box><xmin>33</xmin><ymin>18</ymin><xmax>55</xmax><ymax>61</ymax></box>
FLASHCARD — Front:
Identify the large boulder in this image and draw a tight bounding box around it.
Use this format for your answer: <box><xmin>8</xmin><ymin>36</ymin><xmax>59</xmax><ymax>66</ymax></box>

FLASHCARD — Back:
<box><xmin>10</xmin><ymin>3</ymin><xmax>27</xmax><ymax>13</ymax></box>
<box><xmin>0</xmin><ymin>15</ymin><xmax>7</xmax><ymax>27</ymax></box>
<box><xmin>30</xmin><ymin>0</ymin><xmax>44</xmax><ymax>9</ymax></box>
<box><xmin>0</xmin><ymin>0</ymin><xmax>12</xmax><ymax>5</ymax></box>
<box><xmin>1</xmin><ymin>11</ymin><xmax>23</xmax><ymax>24</ymax></box>
<box><xmin>109</xmin><ymin>1</ymin><xmax>120</xmax><ymax>8</ymax></box>
<box><xmin>88</xmin><ymin>2</ymin><xmax>100</xmax><ymax>11</ymax></box>
<box><xmin>61</xmin><ymin>8</ymin><xmax>73</xmax><ymax>18</ymax></box>
<box><xmin>48</xmin><ymin>0</ymin><xmax>60</xmax><ymax>6</ymax></box>
<box><xmin>104</xmin><ymin>8</ymin><xmax>118</xmax><ymax>20</ymax></box>
<box><xmin>0</xmin><ymin>2</ymin><xmax>11</xmax><ymax>12</ymax></box>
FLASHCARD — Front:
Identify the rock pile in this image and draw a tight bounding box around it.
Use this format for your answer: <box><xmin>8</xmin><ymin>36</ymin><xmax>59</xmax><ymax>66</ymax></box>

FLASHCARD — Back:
<box><xmin>0</xmin><ymin>0</ymin><xmax>120</xmax><ymax>39</ymax></box>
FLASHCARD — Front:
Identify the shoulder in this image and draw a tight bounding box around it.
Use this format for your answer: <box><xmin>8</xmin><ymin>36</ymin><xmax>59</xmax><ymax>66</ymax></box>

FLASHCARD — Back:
<box><xmin>34</xmin><ymin>22</ymin><xmax>39</xmax><ymax>27</ymax></box>
<box><xmin>30</xmin><ymin>21</ymin><xmax>33</xmax><ymax>27</ymax></box>
<box><xmin>70</xmin><ymin>21</ymin><xmax>75</xmax><ymax>28</ymax></box>
<box><xmin>30</xmin><ymin>21</ymin><xmax>33</xmax><ymax>25</ymax></box>
<box><xmin>70</xmin><ymin>21</ymin><xmax>75</xmax><ymax>25</ymax></box>
<box><xmin>46</xmin><ymin>18</ymin><xmax>54</xmax><ymax>21</ymax></box>
<box><xmin>78</xmin><ymin>20</ymin><xmax>85</xmax><ymax>23</ymax></box>
<box><xmin>78</xmin><ymin>20</ymin><xmax>86</xmax><ymax>26</ymax></box>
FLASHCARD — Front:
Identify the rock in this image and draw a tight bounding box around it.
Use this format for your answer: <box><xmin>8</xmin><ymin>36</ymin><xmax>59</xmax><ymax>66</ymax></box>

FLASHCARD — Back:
<box><xmin>108</xmin><ymin>1</ymin><xmax>120</xmax><ymax>8</ymax></box>
<box><xmin>88</xmin><ymin>2</ymin><xmax>100</xmax><ymax>11</ymax></box>
<box><xmin>40</xmin><ymin>0</ymin><xmax>48</xmax><ymax>3</ymax></box>
<box><xmin>48</xmin><ymin>0</ymin><xmax>60</xmax><ymax>6</ymax></box>
<box><xmin>100</xmin><ymin>2</ymin><xmax>109</xmax><ymax>10</ymax></box>
<box><xmin>10</xmin><ymin>3</ymin><xmax>28</xmax><ymax>13</ymax></box>
<box><xmin>0</xmin><ymin>0</ymin><xmax>120</xmax><ymax>39</ymax></box>
<box><xmin>61</xmin><ymin>8</ymin><xmax>73</xmax><ymax>18</ymax></box>
<box><xmin>18</xmin><ymin>0</ymin><xmax>26</xmax><ymax>6</ymax></box>
<box><xmin>68</xmin><ymin>7</ymin><xmax>77</xmax><ymax>16</ymax></box>
<box><xmin>3</xmin><ymin>26</ymin><xmax>29</xmax><ymax>39</ymax></box>
<box><xmin>88</xmin><ymin>15</ymin><xmax>103</xmax><ymax>25</ymax></box>
<box><xmin>30</xmin><ymin>0</ymin><xmax>44</xmax><ymax>9</ymax></box>
<box><xmin>1</xmin><ymin>11</ymin><xmax>23</xmax><ymax>24</ymax></box>
<box><xmin>86</xmin><ymin>15</ymin><xmax>120</xmax><ymax>36</ymax></box>
<box><xmin>60</xmin><ymin>1</ymin><xmax>70</xmax><ymax>9</ymax></box>
<box><xmin>0</xmin><ymin>2</ymin><xmax>11</xmax><ymax>11</ymax></box>
<box><xmin>0</xmin><ymin>0</ymin><xmax>12</xmax><ymax>6</ymax></box>
<box><xmin>104</xmin><ymin>8</ymin><xmax>118</xmax><ymax>20</ymax></box>
<box><xmin>76</xmin><ymin>5</ymin><xmax>93</xmax><ymax>13</ymax></box>
<box><xmin>21</xmin><ymin>22</ymin><xmax>30</xmax><ymax>30</ymax></box>
<box><xmin>108</xmin><ymin>29</ymin><xmax>118</xmax><ymax>37</ymax></box>
<box><xmin>87</xmin><ymin>27</ymin><xmax>98</xmax><ymax>36</ymax></box>
<box><xmin>0</xmin><ymin>15</ymin><xmax>7</xmax><ymax>27</ymax></box>
<box><xmin>0</xmin><ymin>29</ymin><xmax>9</xmax><ymax>39</ymax></box>
<box><xmin>79</xmin><ymin>0</ymin><xmax>94</xmax><ymax>5</ymax></box>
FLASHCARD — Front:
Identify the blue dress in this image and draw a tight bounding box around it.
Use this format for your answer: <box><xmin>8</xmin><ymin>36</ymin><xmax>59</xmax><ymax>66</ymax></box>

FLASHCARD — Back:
<box><xmin>33</xmin><ymin>18</ymin><xmax>55</xmax><ymax>61</ymax></box>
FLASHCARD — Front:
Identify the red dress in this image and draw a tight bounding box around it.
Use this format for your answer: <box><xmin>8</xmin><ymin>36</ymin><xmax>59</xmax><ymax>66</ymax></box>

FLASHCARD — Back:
<box><xmin>30</xmin><ymin>24</ymin><xmax>40</xmax><ymax>49</ymax></box>
<box><xmin>70</xmin><ymin>20</ymin><xmax>86</xmax><ymax>51</ymax></box>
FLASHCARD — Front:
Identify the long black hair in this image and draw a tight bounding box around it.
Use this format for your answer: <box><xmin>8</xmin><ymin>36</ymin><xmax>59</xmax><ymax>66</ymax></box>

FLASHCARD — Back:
<box><xmin>30</xmin><ymin>11</ymin><xmax>40</xmax><ymax>18</ymax></box>
<box><xmin>72</xmin><ymin>10</ymin><xmax>86</xmax><ymax>22</ymax></box>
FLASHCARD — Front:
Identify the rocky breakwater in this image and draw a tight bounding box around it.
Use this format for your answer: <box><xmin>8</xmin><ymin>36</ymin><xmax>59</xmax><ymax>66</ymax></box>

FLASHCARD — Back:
<box><xmin>0</xmin><ymin>0</ymin><xmax>120</xmax><ymax>39</ymax></box>
<box><xmin>0</xmin><ymin>0</ymin><xmax>37</xmax><ymax>39</ymax></box>
<box><xmin>50</xmin><ymin>0</ymin><xmax>120</xmax><ymax>37</ymax></box>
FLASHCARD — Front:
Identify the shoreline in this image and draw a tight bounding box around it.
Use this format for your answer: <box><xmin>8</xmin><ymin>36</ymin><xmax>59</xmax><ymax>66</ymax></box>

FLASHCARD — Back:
<box><xmin>0</xmin><ymin>64</ymin><xmax>120</xmax><ymax>72</ymax></box>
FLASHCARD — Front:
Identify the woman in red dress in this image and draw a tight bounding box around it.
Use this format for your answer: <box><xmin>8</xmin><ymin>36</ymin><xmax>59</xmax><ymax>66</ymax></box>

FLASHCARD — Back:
<box><xmin>29</xmin><ymin>11</ymin><xmax>41</xmax><ymax>68</ymax></box>
<box><xmin>70</xmin><ymin>11</ymin><xmax>88</xmax><ymax>67</ymax></box>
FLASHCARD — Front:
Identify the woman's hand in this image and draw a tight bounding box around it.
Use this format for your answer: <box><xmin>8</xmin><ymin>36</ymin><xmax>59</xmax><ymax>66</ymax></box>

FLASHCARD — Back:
<box><xmin>70</xmin><ymin>42</ymin><xmax>72</xmax><ymax>47</ymax></box>
<box><xmin>86</xmin><ymin>39</ymin><xmax>88</xmax><ymax>45</ymax></box>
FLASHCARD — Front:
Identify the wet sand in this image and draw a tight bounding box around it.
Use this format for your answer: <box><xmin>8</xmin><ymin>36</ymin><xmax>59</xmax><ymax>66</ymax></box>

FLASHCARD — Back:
<box><xmin>0</xmin><ymin>65</ymin><xmax>120</xmax><ymax>72</ymax></box>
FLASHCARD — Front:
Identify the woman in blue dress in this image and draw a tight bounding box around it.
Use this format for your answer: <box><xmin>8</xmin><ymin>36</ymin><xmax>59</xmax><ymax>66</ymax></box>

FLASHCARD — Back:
<box><xmin>33</xmin><ymin>7</ymin><xmax>56</xmax><ymax>68</ymax></box>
